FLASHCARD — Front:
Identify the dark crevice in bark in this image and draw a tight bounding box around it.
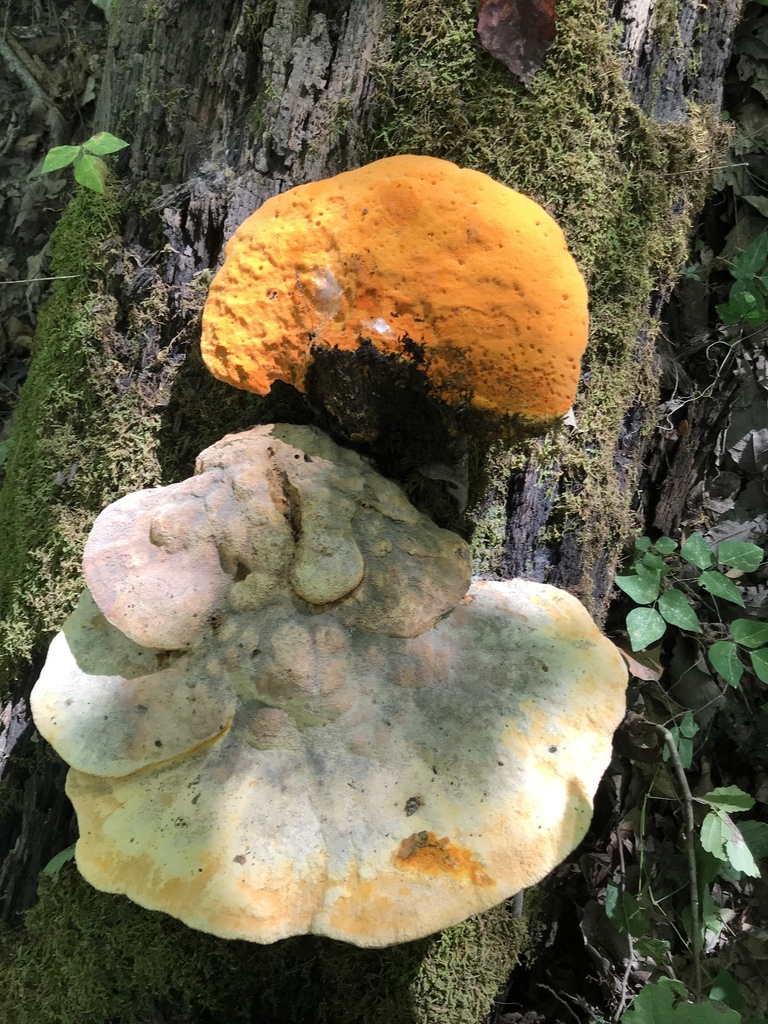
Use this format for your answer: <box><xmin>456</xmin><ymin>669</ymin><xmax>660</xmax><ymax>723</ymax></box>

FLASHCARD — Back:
<box><xmin>0</xmin><ymin>654</ymin><xmax>76</xmax><ymax>925</ymax></box>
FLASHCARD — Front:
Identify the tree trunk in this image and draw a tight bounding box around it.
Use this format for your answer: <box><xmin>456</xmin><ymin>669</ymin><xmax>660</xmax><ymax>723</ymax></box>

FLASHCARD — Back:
<box><xmin>0</xmin><ymin>0</ymin><xmax>742</xmax><ymax>1019</ymax></box>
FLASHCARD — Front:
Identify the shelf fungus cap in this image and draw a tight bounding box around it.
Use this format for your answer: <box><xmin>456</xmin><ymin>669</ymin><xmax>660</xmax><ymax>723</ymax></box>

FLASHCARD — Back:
<box><xmin>32</xmin><ymin>430</ymin><xmax>627</xmax><ymax>946</ymax></box>
<box><xmin>82</xmin><ymin>423</ymin><xmax>471</xmax><ymax>649</ymax></box>
<box><xmin>201</xmin><ymin>154</ymin><xmax>589</xmax><ymax>423</ymax></box>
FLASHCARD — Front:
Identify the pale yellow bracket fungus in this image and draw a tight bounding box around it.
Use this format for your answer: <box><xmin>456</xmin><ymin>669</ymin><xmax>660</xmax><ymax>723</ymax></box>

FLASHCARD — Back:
<box><xmin>83</xmin><ymin>423</ymin><xmax>470</xmax><ymax>648</ymax></box>
<box><xmin>201</xmin><ymin>155</ymin><xmax>589</xmax><ymax>425</ymax></box>
<box><xmin>32</xmin><ymin>425</ymin><xmax>626</xmax><ymax>948</ymax></box>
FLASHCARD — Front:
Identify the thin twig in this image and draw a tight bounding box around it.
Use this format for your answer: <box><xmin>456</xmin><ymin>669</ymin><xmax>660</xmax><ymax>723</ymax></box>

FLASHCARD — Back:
<box><xmin>614</xmin><ymin>784</ymin><xmax>637</xmax><ymax>1020</ymax></box>
<box><xmin>1</xmin><ymin>276</ymin><xmax>80</xmax><ymax>285</ymax></box>
<box><xmin>629</xmin><ymin>713</ymin><xmax>702</xmax><ymax>1000</ymax></box>
<box><xmin>0</xmin><ymin>32</ymin><xmax>66</xmax><ymax>135</ymax></box>
<box><xmin>653</xmin><ymin>161</ymin><xmax>749</xmax><ymax>176</ymax></box>
<box><xmin>0</xmin><ymin>33</ymin><xmax>46</xmax><ymax>99</ymax></box>
<box><xmin>537</xmin><ymin>984</ymin><xmax>583</xmax><ymax>1024</ymax></box>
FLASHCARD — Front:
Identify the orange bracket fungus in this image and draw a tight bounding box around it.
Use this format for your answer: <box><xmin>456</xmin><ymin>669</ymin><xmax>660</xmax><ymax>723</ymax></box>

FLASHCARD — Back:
<box><xmin>201</xmin><ymin>155</ymin><xmax>589</xmax><ymax>432</ymax></box>
<box><xmin>32</xmin><ymin>425</ymin><xmax>627</xmax><ymax>948</ymax></box>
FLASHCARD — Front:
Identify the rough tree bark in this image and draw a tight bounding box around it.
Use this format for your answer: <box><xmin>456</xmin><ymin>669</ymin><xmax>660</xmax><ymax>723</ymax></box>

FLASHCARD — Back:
<box><xmin>0</xmin><ymin>0</ymin><xmax>743</xmax><ymax>1019</ymax></box>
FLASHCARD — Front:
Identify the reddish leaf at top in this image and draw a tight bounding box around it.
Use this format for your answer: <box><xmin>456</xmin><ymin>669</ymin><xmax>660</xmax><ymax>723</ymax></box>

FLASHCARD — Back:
<box><xmin>477</xmin><ymin>0</ymin><xmax>558</xmax><ymax>85</ymax></box>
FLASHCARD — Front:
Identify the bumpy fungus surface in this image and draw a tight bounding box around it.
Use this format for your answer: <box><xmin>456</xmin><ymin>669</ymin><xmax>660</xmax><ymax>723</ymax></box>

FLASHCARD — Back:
<box><xmin>82</xmin><ymin>424</ymin><xmax>469</xmax><ymax>650</ymax></box>
<box><xmin>201</xmin><ymin>155</ymin><xmax>588</xmax><ymax>422</ymax></box>
<box><xmin>32</xmin><ymin>425</ymin><xmax>626</xmax><ymax>948</ymax></box>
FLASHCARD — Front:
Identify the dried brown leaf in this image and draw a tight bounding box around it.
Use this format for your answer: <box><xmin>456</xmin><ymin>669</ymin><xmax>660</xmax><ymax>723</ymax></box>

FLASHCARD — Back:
<box><xmin>477</xmin><ymin>0</ymin><xmax>557</xmax><ymax>85</ymax></box>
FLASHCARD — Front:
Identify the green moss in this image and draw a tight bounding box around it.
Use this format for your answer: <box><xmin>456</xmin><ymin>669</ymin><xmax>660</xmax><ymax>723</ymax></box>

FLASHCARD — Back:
<box><xmin>0</xmin><ymin>188</ymin><xmax>163</xmax><ymax>692</ymax></box>
<box><xmin>469</xmin><ymin>442</ymin><xmax>527</xmax><ymax>572</ymax></box>
<box><xmin>650</xmin><ymin>0</ymin><xmax>683</xmax><ymax>50</ymax></box>
<box><xmin>242</xmin><ymin>0</ymin><xmax>278</xmax><ymax>40</ymax></box>
<box><xmin>0</xmin><ymin>187</ymin><xmax>272</xmax><ymax>695</ymax></box>
<box><xmin>0</xmin><ymin>866</ymin><xmax>524</xmax><ymax>1024</ymax></box>
<box><xmin>410</xmin><ymin>906</ymin><xmax>525</xmax><ymax>1020</ymax></box>
<box><xmin>366</xmin><ymin>0</ymin><xmax>718</xmax><ymax>603</ymax></box>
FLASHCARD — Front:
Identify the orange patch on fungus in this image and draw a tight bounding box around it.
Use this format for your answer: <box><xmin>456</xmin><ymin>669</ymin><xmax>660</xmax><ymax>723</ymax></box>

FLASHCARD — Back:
<box><xmin>394</xmin><ymin>831</ymin><xmax>494</xmax><ymax>887</ymax></box>
<box><xmin>201</xmin><ymin>155</ymin><xmax>588</xmax><ymax>421</ymax></box>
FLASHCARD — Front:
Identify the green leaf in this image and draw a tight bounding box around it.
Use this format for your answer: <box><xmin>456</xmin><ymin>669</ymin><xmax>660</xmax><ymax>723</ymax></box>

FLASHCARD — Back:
<box><xmin>91</xmin><ymin>0</ymin><xmax>112</xmax><ymax>19</ymax></box>
<box><xmin>605</xmin><ymin>882</ymin><xmax>650</xmax><ymax>936</ymax></box>
<box><xmin>701</xmin><ymin>803</ymin><xmax>761</xmax><ymax>877</ymax></box>
<box><xmin>731</xmin><ymin>229</ymin><xmax>768</xmax><ymax>280</ymax></box>
<box><xmin>622</xmin><ymin>977</ymin><xmax>741</xmax><ymax>1023</ymax></box>
<box><xmin>635</xmin><ymin>536</ymin><xmax>652</xmax><ymax>552</ymax></box>
<box><xmin>739</xmin><ymin>820</ymin><xmax>768</xmax><ymax>861</ymax></box>
<box><xmin>616</xmin><ymin>574</ymin><xmax>661</xmax><ymax>604</ymax></box>
<box><xmin>708</xmin><ymin>641</ymin><xmax>744</xmax><ymax>687</ymax></box>
<box><xmin>635</xmin><ymin>561</ymin><xmax>664</xmax><ymax>584</ymax></box>
<box><xmin>666</xmin><ymin>725</ymin><xmax>694</xmax><ymax>768</ymax></box>
<box><xmin>626</xmin><ymin>607</ymin><xmax>667</xmax><ymax>651</ymax></box>
<box><xmin>679</xmin><ymin>710</ymin><xmax>699</xmax><ymax>738</ymax></box>
<box><xmin>42</xmin><ymin>844</ymin><xmax>76</xmax><ymax>875</ymax></box>
<box><xmin>681</xmin><ymin>533</ymin><xmax>715</xmax><ymax>570</ymax></box>
<box><xmin>634</xmin><ymin>936</ymin><xmax>671</xmax><ymax>963</ymax></box>
<box><xmin>699</xmin><ymin>885</ymin><xmax>726</xmax><ymax>942</ymax></box>
<box><xmin>726</xmin><ymin>821</ymin><xmax>761</xmax><ymax>877</ymax></box>
<box><xmin>698</xmin><ymin>845</ymin><xmax>724</xmax><ymax>886</ymax></box>
<box><xmin>676</xmin><ymin>734</ymin><xmax>693</xmax><ymax>769</ymax></box>
<box><xmin>41</xmin><ymin>145</ymin><xmax>82</xmax><ymax>172</ymax></box>
<box><xmin>642</xmin><ymin>552</ymin><xmax>669</xmax><ymax>574</ymax></box>
<box><xmin>717</xmin><ymin>301</ymin><xmax>744</xmax><ymax>326</ymax></box>
<box><xmin>73</xmin><ymin>152</ymin><xmax>107</xmax><ymax>193</ymax></box>
<box><xmin>731</xmin><ymin>277</ymin><xmax>759</xmax><ymax>299</ymax></box>
<box><xmin>700</xmin><ymin>810</ymin><xmax>730</xmax><ymax>860</ymax></box>
<box><xmin>703</xmin><ymin>786</ymin><xmax>755</xmax><ymax>813</ymax></box>
<box><xmin>745</xmin><ymin>307</ymin><xmax>768</xmax><ymax>326</ymax></box>
<box><xmin>622</xmin><ymin>978</ymin><xmax>687</xmax><ymax>1023</ymax></box>
<box><xmin>750</xmin><ymin>648</ymin><xmax>768</xmax><ymax>684</ymax></box>
<box><xmin>83</xmin><ymin>131</ymin><xmax>129</xmax><ymax>155</ymax></box>
<box><xmin>698</xmin><ymin>571</ymin><xmax>745</xmax><ymax>607</ymax></box>
<box><xmin>654</xmin><ymin>536</ymin><xmax>678</xmax><ymax>555</ymax></box>
<box><xmin>710</xmin><ymin>970</ymin><xmax>746</xmax><ymax>1013</ymax></box>
<box><xmin>658</xmin><ymin>589</ymin><xmax>702</xmax><ymax>632</ymax></box>
<box><xmin>718</xmin><ymin>541</ymin><xmax>764</xmax><ymax>572</ymax></box>
<box><xmin>731</xmin><ymin>619</ymin><xmax>768</xmax><ymax>649</ymax></box>
<box><xmin>723</xmin><ymin>289</ymin><xmax>764</xmax><ymax>323</ymax></box>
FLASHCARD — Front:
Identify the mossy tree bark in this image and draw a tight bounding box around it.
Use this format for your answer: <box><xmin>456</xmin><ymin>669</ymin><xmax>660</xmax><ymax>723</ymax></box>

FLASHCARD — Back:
<box><xmin>0</xmin><ymin>0</ymin><xmax>742</xmax><ymax>1020</ymax></box>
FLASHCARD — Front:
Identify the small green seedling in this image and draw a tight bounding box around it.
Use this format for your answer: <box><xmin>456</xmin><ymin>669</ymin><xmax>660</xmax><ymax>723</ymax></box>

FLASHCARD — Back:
<box><xmin>679</xmin><ymin>264</ymin><xmax>702</xmax><ymax>282</ymax></box>
<box><xmin>42</xmin><ymin>844</ymin><xmax>76</xmax><ymax>876</ymax></box>
<box><xmin>716</xmin><ymin>229</ymin><xmax>768</xmax><ymax>328</ymax></box>
<box><xmin>616</xmin><ymin>534</ymin><xmax>767</xmax><ymax>686</ymax></box>
<box><xmin>41</xmin><ymin>132</ymin><xmax>129</xmax><ymax>194</ymax></box>
<box><xmin>699</xmin><ymin>787</ymin><xmax>761</xmax><ymax>878</ymax></box>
